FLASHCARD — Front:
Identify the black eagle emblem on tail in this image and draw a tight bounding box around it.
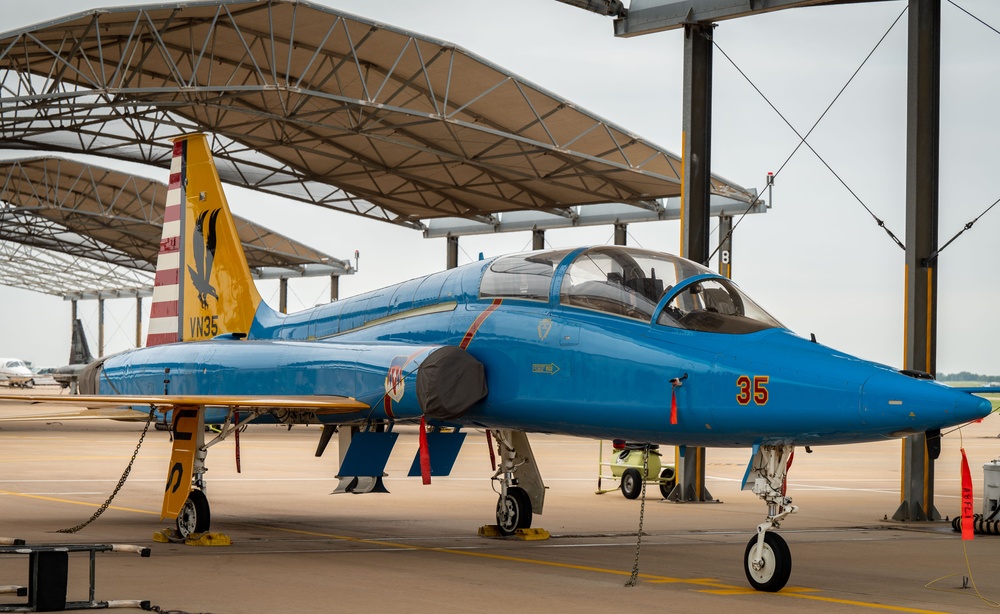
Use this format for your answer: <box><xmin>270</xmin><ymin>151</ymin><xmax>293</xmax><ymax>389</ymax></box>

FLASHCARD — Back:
<box><xmin>188</xmin><ymin>209</ymin><xmax>221</xmax><ymax>309</ymax></box>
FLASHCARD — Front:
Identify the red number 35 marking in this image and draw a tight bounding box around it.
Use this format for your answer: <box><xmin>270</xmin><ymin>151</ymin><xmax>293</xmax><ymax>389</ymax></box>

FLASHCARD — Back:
<box><xmin>736</xmin><ymin>375</ymin><xmax>769</xmax><ymax>406</ymax></box>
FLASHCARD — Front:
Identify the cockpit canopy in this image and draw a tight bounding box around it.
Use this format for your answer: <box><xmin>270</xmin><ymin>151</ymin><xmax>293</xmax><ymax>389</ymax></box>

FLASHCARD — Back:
<box><xmin>479</xmin><ymin>248</ymin><xmax>574</xmax><ymax>301</ymax></box>
<box><xmin>480</xmin><ymin>246</ymin><xmax>783</xmax><ymax>334</ymax></box>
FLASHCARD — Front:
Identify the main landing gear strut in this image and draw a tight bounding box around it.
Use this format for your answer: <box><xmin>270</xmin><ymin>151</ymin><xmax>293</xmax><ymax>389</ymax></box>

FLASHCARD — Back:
<box><xmin>173</xmin><ymin>409</ymin><xmax>255</xmax><ymax>538</ymax></box>
<box><xmin>490</xmin><ymin>430</ymin><xmax>545</xmax><ymax>535</ymax></box>
<box><xmin>743</xmin><ymin>444</ymin><xmax>797</xmax><ymax>592</ymax></box>
<box><xmin>175</xmin><ymin>414</ymin><xmax>210</xmax><ymax>539</ymax></box>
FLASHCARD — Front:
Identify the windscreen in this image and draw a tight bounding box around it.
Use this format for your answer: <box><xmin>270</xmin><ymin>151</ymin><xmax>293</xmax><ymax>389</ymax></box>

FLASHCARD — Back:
<box><xmin>658</xmin><ymin>278</ymin><xmax>783</xmax><ymax>334</ymax></box>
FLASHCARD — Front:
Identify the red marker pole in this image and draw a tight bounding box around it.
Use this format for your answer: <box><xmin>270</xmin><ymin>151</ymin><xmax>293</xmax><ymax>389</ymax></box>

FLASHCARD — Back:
<box><xmin>961</xmin><ymin>449</ymin><xmax>974</xmax><ymax>540</ymax></box>
<box><xmin>419</xmin><ymin>416</ymin><xmax>432</xmax><ymax>485</ymax></box>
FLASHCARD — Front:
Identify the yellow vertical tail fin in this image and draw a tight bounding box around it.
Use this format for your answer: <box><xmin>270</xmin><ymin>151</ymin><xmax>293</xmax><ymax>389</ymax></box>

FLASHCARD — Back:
<box><xmin>146</xmin><ymin>134</ymin><xmax>263</xmax><ymax>346</ymax></box>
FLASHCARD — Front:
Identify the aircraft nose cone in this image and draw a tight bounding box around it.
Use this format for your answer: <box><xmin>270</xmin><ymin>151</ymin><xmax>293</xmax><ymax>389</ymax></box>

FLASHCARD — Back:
<box><xmin>861</xmin><ymin>372</ymin><xmax>993</xmax><ymax>433</ymax></box>
<box><xmin>961</xmin><ymin>392</ymin><xmax>994</xmax><ymax>424</ymax></box>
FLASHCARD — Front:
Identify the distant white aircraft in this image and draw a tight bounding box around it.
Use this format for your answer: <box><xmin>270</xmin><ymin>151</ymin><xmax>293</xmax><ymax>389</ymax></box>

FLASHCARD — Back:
<box><xmin>0</xmin><ymin>358</ymin><xmax>33</xmax><ymax>388</ymax></box>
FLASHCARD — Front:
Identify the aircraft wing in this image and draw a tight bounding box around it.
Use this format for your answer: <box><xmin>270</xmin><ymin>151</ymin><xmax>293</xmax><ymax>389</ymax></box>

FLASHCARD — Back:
<box><xmin>0</xmin><ymin>394</ymin><xmax>368</xmax><ymax>414</ymax></box>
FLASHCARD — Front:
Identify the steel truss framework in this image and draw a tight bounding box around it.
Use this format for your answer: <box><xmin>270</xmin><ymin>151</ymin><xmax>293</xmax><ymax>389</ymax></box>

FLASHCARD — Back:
<box><xmin>0</xmin><ymin>156</ymin><xmax>351</xmax><ymax>298</ymax></box>
<box><xmin>0</xmin><ymin>240</ymin><xmax>151</xmax><ymax>299</ymax></box>
<box><xmin>0</xmin><ymin>0</ymin><xmax>755</xmax><ymax>233</ymax></box>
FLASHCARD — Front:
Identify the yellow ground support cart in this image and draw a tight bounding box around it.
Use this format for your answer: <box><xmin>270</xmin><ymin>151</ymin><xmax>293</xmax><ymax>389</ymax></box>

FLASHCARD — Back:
<box><xmin>596</xmin><ymin>440</ymin><xmax>676</xmax><ymax>499</ymax></box>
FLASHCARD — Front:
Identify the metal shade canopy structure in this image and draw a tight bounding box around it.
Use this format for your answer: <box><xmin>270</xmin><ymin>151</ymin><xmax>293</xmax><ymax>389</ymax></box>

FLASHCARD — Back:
<box><xmin>0</xmin><ymin>156</ymin><xmax>351</xmax><ymax>299</ymax></box>
<box><xmin>0</xmin><ymin>0</ymin><xmax>756</xmax><ymax>233</ymax></box>
<box><xmin>0</xmin><ymin>242</ymin><xmax>152</xmax><ymax>300</ymax></box>
<box><xmin>610</xmin><ymin>0</ymin><xmax>886</xmax><ymax>36</ymax></box>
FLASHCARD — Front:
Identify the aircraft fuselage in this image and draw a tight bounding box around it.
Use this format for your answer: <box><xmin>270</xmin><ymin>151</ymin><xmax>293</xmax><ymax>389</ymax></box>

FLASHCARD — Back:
<box><xmin>97</xmin><ymin>248</ymin><xmax>988</xmax><ymax>447</ymax></box>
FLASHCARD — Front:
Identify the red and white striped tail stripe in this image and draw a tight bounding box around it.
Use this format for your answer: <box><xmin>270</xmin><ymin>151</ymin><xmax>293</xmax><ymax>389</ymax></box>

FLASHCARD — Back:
<box><xmin>145</xmin><ymin>141</ymin><xmax>185</xmax><ymax>347</ymax></box>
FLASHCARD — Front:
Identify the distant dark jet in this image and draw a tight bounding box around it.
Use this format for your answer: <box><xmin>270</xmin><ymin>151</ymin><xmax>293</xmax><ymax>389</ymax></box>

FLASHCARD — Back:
<box><xmin>52</xmin><ymin>319</ymin><xmax>95</xmax><ymax>393</ymax></box>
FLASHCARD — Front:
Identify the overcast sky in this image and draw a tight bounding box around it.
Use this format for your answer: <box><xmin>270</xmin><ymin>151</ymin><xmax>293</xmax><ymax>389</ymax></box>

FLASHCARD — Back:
<box><xmin>2</xmin><ymin>0</ymin><xmax>999</xmax><ymax>377</ymax></box>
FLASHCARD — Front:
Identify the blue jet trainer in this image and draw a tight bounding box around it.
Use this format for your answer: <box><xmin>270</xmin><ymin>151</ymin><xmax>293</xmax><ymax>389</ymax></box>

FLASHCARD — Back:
<box><xmin>3</xmin><ymin>134</ymin><xmax>990</xmax><ymax>592</ymax></box>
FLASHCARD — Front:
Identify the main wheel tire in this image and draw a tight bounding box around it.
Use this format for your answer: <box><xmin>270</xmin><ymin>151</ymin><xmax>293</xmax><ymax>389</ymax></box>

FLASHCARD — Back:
<box><xmin>621</xmin><ymin>468</ymin><xmax>642</xmax><ymax>499</ymax></box>
<box><xmin>743</xmin><ymin>532</ymin><xmax>791</xmax><ymax>592</ymax></box>
<box><xmin>496</xmin><ymin>486</ymin><xmax>532</xmax><ymax>535</ymax></box>
<box><xmin>658</xmin><ymin>467</ymin><xmax>676</xmax><ymax>499</ymax></box>
<box><xmin>176</xmin><ymin>489</ymin><xmax>211</xmax><ymax>538</ymax></box>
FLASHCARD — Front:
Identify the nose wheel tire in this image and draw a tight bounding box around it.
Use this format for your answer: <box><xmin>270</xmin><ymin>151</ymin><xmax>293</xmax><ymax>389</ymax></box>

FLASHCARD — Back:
<box><xmin>176</xmin><ymin>489</ymin><xmax>211</xmax><ymax>538</ymax></box>
<box><xmin>620</xmin><ymin>468</ymin><xmax>642</xmax><ymax>499</ymax></box>
<box><xmin>496</xmin><ymin>486</ymin><xmax>532</xmax><ymax>535</ymax></box>
<box><xmin>744</xmin><ymin>531</ymin><xmax>791</xmax><ymax>592</ymax></box>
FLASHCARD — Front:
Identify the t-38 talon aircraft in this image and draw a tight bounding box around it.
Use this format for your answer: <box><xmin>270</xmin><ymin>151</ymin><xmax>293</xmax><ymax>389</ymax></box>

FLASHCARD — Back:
<box><xmin>1</xmin><ymin>134</ymin><xmax>990</xmax><ymax>592</ymax></box>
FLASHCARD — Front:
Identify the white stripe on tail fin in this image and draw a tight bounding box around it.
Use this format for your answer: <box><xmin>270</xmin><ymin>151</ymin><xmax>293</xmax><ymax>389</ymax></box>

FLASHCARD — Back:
<box><xmin>146</xmin><ymin>134</ymin><xmax>263</xmax><ymax>346</ymax></box>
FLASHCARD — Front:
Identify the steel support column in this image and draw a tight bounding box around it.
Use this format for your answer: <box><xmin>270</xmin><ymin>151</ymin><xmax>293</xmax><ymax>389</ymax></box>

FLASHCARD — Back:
<box><xmin>279</xmin><ymin>278</ymin><xmax>288</xmax><ymax>314</ymax></box>
<box><xmin>446</xmin><ymin>236</ymin><xmax>459</xmax><ymax>270</ymax></box>
<box><xmin>135</xmin><ymin>296</ymin><xmax>142</xmax><ymax>348</ymax></box>
<box><xmin>70</xmin><ymin>299</ymin><xmax>79</xmax><ymax>358</ymax></box>
<box><xmin>330</xmin><ymin>275</ymin><xmax>339</xmax><ymax>302</ymax></box>
<box><xmin>680</xmin><ymin>22</ymin><xmax>713</xmax><ymax>266</ymax></box>
<box><xmin>97</xmin><ymin>298</ymin><xmax>104</xmax><ymax>357</ymax></box>
<box><xmin>718</xmin><ymin>214</ymin><xmax>733</xmax><ymax>278</ymax></box>
<box><xmin>532</xmin><ymin>229</ymin><xmax>545</xmax><ymax>250</ymax></box>
<box><xmin>613</xmin><ymin>222</ymin><xmax>627</xmax><ymax>246</ymax></box>
<box><xmin>670</xmin><ymin>21</ymin><xmax>715</xmax><ymax>504</ymax></box>
<box><xmin>894</xmin><ymin>0</ymin><xmax>941</xmax><ymax>522</ymax></box>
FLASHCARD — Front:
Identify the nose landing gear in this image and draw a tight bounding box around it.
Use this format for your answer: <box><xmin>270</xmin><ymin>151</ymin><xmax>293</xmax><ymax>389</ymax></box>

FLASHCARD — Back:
<box><xmin>744</xmin><ymin>530</ymin><xmax>790</xmax><ymax>592</ymax></box>
<box><xmin>490</xmin><ymin>430</ymin><xmax>544</xmax><ymax>535</ymax></box>
<box><xmin>743</xmin><ymin>444</ymin><xmax>797</xmax><ymax>592</ymax></box>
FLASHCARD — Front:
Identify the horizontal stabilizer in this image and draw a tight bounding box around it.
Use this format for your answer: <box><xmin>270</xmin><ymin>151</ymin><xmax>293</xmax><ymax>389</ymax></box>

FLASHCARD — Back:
<box><xmin>407</xmin><ymin>431</ymin><xmax>467</xmax><ymax>477</ymax></box>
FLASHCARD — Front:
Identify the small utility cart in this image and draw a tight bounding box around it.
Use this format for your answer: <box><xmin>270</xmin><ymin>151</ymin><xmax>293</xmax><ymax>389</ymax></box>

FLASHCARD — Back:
<box><xmin>0</xmin><ymin>538</ymin><xmax>151</xmax><ymax>612</ymax></box>
<box><xmin>596</xmin><ymin>440</ymin><xmax>676</xmax><ymax>499</ymax></box>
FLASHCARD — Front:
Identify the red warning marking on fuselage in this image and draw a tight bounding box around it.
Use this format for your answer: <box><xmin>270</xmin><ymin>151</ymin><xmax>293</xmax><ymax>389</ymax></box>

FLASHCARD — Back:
<box><xmin>460</xmin><ymin>299</ymin><xmax>503</xmax><ymax>350</ymax></box>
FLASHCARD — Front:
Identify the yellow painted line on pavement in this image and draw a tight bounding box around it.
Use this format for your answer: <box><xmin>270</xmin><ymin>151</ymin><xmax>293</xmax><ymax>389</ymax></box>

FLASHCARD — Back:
<box><xmin>252</xmin><ymin>524</ymin><xmax>947</xmax><ymax>613</ymax></box>
<box><xmin>0</xmin><ymin>489</ymin><xmax>158</xmax><ymax>516</ymax></box>
<box><xmin>781</xmin><ymin>592</ymin><xmax>947</xmax><ymax>613</ymax></box>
